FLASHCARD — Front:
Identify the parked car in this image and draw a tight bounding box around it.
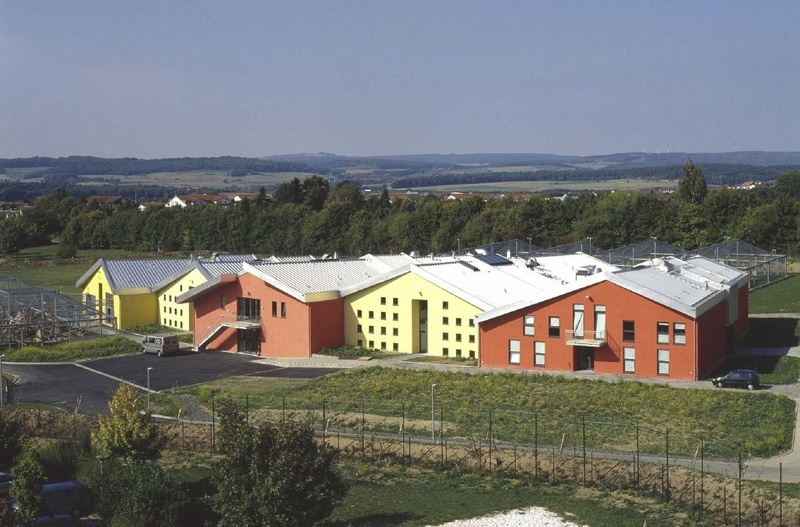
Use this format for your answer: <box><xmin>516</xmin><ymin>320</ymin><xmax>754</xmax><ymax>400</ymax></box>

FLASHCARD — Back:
<box><xmin>10</xmin><ymin>480</ymin><xmax>93</xmax><ymax>519</ymax></box>
<box><xmin>711</xmin><ymin>369</ymin><xmax>760</xmax><ymax>390</ymax></box>
<box><xmin>141</xmin><ymin>334</ymin><xmax>180</xmax><ymax>357</ymax></box>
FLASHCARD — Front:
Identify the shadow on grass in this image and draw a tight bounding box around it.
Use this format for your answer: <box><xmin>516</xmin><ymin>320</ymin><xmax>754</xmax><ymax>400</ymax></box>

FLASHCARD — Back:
<box><xmin>327</xmin><ymin>512</ymin><xmax>421</xmax><ymax>526</ymax></box>
<box><xmin>745</xmin><ymin>317</ymin><xmax>800</xmax><ymax>347</ymax></box>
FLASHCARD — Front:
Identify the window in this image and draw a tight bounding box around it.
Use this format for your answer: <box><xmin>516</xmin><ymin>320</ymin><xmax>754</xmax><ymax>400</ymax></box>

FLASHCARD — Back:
<box><xmin>180</xmin><ymin>285</ymin><xmax>183</xmax><ymax>292</ymax></box>
<box><xmin>623</xmin><ymin>320</ymin><xmax>635</xmax><ymax>342</ymax></box>
<box><xmin>169</xmin><ymin>307</ymin><xmax>172</xmax><ymax>314</ymax></box>
<box><xmin>163</xmin><ymin>306</ymin><xmax>166</xmax><ymax>313</ymax></box>
<box><xmin>456</xmin><ymin>334</ymin><xmax>462</xmax><ymax>342</ymax></box>
<box><xmin>509</xmin><ymin>340</ymin><xmax>521</xmax><ymax>364</ymax></box>
<box><xmin>381</xmin><ymin>342</ymin><xmax>386</xmax><ymax>350</ymax></box>
<box><xmin>469</xmin><ymin>335</ymin><xmax>475</xmax><ymax>344</ymax></box>
<box><xmin>456</xmin><ymin>349</ymin><xmax>462</xmax><ymax>357</ymax></box>
<box><xmin>392</xmin><ymin>328</ymin><xmax>398</xmax><ymax>336</ymax></box>
<box><xmin>368</xmin><ymin>326</ymin><xmax>374</xmax><ymax>334</ymax></box>
<box><xmin>220</xmin><ymin>295</ymin><xmax>226</xmax><ymax>309</ymax></box>
<box><xmin>623</xmin><ymin>347</ymin><xmax>635</xmax><ymax>373</ymax></box>
<box><xmin>163</xmin><ymin>294</ymin><xmax>167</xmax><ymax>301</ymax></box>
<box><xmin>548</xmin><ymin>317</ymin><xmax>560</xmax><ymax>338</ymax></box>
<box><xmin>357</xmin><ymin>324</ymin><xmax>362</xmax><ymax>333</ymax></box>
<box><xmin>443</xmin><ymin>348</ymin><xmax>449</xmax><ymax>356</ymax></box>
<box><xmin>674</xmin><ymin>323</ymin><xmax>686</xmax><ymax>345</ymax></box>
<box><xmin>381</xmin><ymin>312</ymin><xmax>386</xmax><ymax>320</ymax></box>
<box><xmin>534</xmin><ymin>341</ymin><xmax>545</xmax><ymax>366</ymax></box>
<box><xmin>393</xmin><ymin>313</ymin><xmax>399</xmax><ymax>321</ymax></box>
<box><xmin>369</xmin><ymin>311</ymin><xmax>374</xmax><ymax>319</ymax></box>
<box><xmin>443</xmin><ymin>301</ymin><xmax>449</xmax><ymax>310</ymax></box>
<box><xmin>658</xmin><ymin>349</ymin><xmax>670</xmax><ymax>375</ymax></box>
<box><xmin>443</xmin><ymin>332</ymin><xmax>449</xmax><ymax>341</ymax></box>
<box><xmin>272</xmin><ymin>301</ymin><xmax>277</xmax><ymax>317</ymax></box>
<box><xmin>393</xmin><ymin>343</ymin><xmax>398</xmax><ymax>351</ymax></box>
<box><xmin>357</xmin><ymin>309</ymin><xmax>362</xmax><ymax>317</ymax></box>
<box><xmin>443</xmin><ymin>317</ymin><xmax>449</xmax><ymax>325</ymax></box>
<box><xmin>523</xmin><ymin>315</ymin><xmax>535</xmax><ymax>336</ymax></box>
<box><xmin>357</xmin><ymin>339</ymin><xmax>363</xmax><ymax>347</ymax></box>
<box><xmin>392</xmin><ymin>298</ymin><xmax>398</xmax><ymax>306</ymax></box>
<box><xmin>280</xmin><ymin>302</ymin><xmax>286</xmax><ymax>318</ymax></box>
<box><xmin>657</xmin><ymin>322</ymin><xmax>669</xmax><ymax>344</ymax></box>
<box><xmin>369</xmin><ymin>340</ymin><xmax>374</xmax><ymax>348</ymax></box>
<box><xmin>456</xmin><ymin>318</ymin><xmax>462</xmax><ymax>326</ymax></box>
<box><xmin>380</xmin><ymin>327</ymin><xmax>386</xmax><ymax>335</ymax></box>
<box><xmin>380</xmin><ymin>297</ymin><xmax>386</xmax><ymax>305</ymax></box>
<box><xmin>469</xmin><ymin>319</ymin><xmax>475</xmax><ymax>327</ymax></box>
<box><xmin>469</xmin><ymin>350</ymin><xmax>475</xmax><ymax>359</ymax></box>
<box><xmin>169</xmin><ymin>295</ymin><xmax>173</xmax><ymax>302</ymax></box>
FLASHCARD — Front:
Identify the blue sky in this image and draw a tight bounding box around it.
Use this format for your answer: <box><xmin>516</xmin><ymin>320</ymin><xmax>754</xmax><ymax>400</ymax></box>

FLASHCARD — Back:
<box><xmin>1</xmin><ymin>1</ymin><xmax>798</xmax><ymax>158</ymax></box>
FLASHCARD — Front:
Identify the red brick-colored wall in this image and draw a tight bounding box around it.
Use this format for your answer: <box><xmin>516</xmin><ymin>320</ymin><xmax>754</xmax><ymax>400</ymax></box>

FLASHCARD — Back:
<box><xmin>734</xmin><ymin>281</ymin><xmax>749</xmax><ymax>337</ymax></box>
<box><xmin>479</xmin><ymin>280</ymin><xmax>718</xmax><ymax>381</ymax></box>
<box><xmin>192</xmin><ymin>273</ymin><xmax>343</xmax><ymax>358</ymax></box>
<box><xmin>696</xmin><ymin>299</ymin><xmax>729</xmax><ymax>378</ymax></box>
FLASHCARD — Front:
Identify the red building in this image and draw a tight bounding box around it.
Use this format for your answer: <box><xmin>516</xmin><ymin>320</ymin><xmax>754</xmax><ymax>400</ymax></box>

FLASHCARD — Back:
<box><xmin>476</xmin><ymin>256</ymin><xmax>748</xmax><ymax>381</ymax></box>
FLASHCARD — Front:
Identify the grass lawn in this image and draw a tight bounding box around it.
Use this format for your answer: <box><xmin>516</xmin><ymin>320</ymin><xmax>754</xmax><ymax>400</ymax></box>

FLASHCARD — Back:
<box><xmin>406</xmin><ymin>355</ymin><xmax>478</xmax><ymax>366</ymax></box>
<box><xmin>0</xmin><ymin>261</ymin><xmax>93</xmax><ymax>296</ymax></box>
<box><xmin>176</xmin><ymin>367</ymin><xmax>795</xmax><ymax>459</ymax></box>
<box><xmin>749</xmin><ymin>274</ymin><xmax>800</xmax><ymax>314</ymax></box>
<box><xmin>2</xmin><ymin>335</ymin><xmax>139</xmax><ymax>362</ymax></box>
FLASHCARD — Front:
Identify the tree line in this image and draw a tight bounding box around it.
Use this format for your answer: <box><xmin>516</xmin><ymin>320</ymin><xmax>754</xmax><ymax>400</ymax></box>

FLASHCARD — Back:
<box><xmin>2</xmin><ymin>165</ymin><xmax>800</xmax><ymax>259</ymax></box>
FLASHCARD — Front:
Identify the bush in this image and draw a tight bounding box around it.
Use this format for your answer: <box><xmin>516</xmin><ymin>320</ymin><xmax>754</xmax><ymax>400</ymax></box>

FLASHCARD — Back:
<box><xmin>0</xmin><ymin>410</ymin><xmax>26</xmax><ymax>470</ymax></box>
<box><xmin>318</xmin><ymin>346</ymin><xmax>367</xmax><ymax>358</ymax></box>
<box><xmin>5</xmin><ymin>336</ymin><xmax>139</xmax><ymax>362</ymax></box>
<box><xmin>37</xmin><ymin>433</ymin><xmax>92</xmax><ymax>481</ymax></box>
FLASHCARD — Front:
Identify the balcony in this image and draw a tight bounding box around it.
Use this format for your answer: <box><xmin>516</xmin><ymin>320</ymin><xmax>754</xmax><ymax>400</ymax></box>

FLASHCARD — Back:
<box><xmin>565</xmin><ymin>329</ymin><xmax>607</xmax><ymax>347</ymax></box>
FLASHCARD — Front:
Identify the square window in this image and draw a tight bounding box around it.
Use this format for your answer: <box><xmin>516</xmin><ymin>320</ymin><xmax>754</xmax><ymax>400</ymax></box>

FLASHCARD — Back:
<box><xmin>657</xmin><ymin>322</ymin><xmax>669</xmax><ymax>344</ymax></box>
<box><xmin>357</xmin><ymin>309</ymin><xmax>362</xmax><ymax>317</ymax></box>
<box><xmin>456</xmin><ymin>349</ymin><xmax>462</xmax><ymax>357</ymax></box>
<box><xmin>456</xmin><ymin>334</ymin><xmax>462</xmax><ymax>342</ymax></box>
<box><xmin>657</xmin><ymin>349</ymin><xmax>670</xmax><ymax>375</ymax></box>
<box><xmin>469</xmin><ymin>350</ymin><xmax>475</xmax><ymax>359</ymax></box>
<box><xmin>357</xmin><ymin>339</ymin><xmax>363</xmax><ymax>347</ymax></box>
<box><xmin>509</xmin><ymin>339</ymin><xmax>521</xmax><ymax>364</ymax></box>
<box><xmin>280</xmin><ymin>302</ymin><xmax>286</xmax><ymax>318</ymax></box>
<box><xmin>443</xmin><ymin>348</ymin><xmax>449</xmax><ymax>356</ymax></box>
<box><xmin>393</xmin><ymin>343</ymin><xmax>398</xmax><ymax>351</ymax></box>
<box><xmin>393</xmin><ymin>313</ymin><xmax>399</xmax><ymax>321</ymax></box>
<box><xmin>548</xmin><ymin>316</ymin><xmax>560</xmax><ymax>338</ymax></box>
<box><xmin>443</xmin><ymin>332</ymin><xmax>449</xmax><ymax>341</ymax></box>
<box><xmin>523</xmin><ymin>315</ymin><xmax>535</xmax><ymax>336</ymax></box>
<box><xmin>369</xmin><ymin>340</ymin><xmax>374</xmax><ymax>348</ymax></box>
<box><xmin>534</xmin><ymin>341</ymin><xmax>545</xmax><ymax>366</ymax></box>
<box><xmin>381</xmin><ymin>342</ymin><xmax>386</xmax><ymax>350</ymax></box>
<box><xmin>357</xmin><ymin>324</ymin><xmax>362</xmax><ymax>333</ymax></box>
<box><xmin>380</xmin><ymin>327</ymin><xmax>386</xmax><ymax>335</ymax></box>
<box><xmin>393</xmin><ymin>298</ymin><xmax>399</xmax><ymax>306</ymax></box>
<box><xmin>380</xmin><ymin>297</ymin><xmax>386</xmax><ymax>305</ymax></box>
<box><xmin>369</xmin><ymin>326</ymin><xmax>374</xmax><ymax>334</ymax></box>
<box><xmin>469</xmin><ymin>335</ymin><xmax>475</xmax><ymax>343</ymax></box>
<box><xmin>623</xmin><ymin>347</ymin><xmax>635</xmax><ymax>373</ymax></box>
<box><xmin>456</xmin><ymin>318</ymin><xmax>462</xmax><ymax>326</ymax></box>
<box><xmin>443</xmin><ymin>301</ymin><xmax>449</xmax><ymax>310</ymax></box>
<box><xmin>381</xmin><ymin>312</ymin><xmax>386</xmax><ymax>320</ymax></box>
<box><xmin>469</xmin><ymin>319</ymin><xmax>475</xmax><ymax>327</ymax></box>
<box><xmin>443</xmin><ymin>316</ymin><xmax>449</xmax><ymax>325</ymax></box>
<box><xmin>369</xmin><ymin>311</ymin><xmax>374</xmax><ymax>319</ymax></box>
<box><xmin>623</xmin><ymin>320</ymin><xmax>635</xmax><ymax>342</ymax></box>
<box><xmin>392</xmin><ymin>328</ymin><xmax>398</xmax><ymax>336</ymax></box>
<box><xmin>674</xmin><ymin>323</ymin><xmax>686</xmax><ymax>345</ymax></box>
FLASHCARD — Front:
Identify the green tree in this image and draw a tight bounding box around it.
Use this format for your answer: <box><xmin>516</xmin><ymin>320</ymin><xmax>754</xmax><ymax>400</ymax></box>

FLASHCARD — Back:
<box><xmin>773</xmin><ymin>169</ymin><xmax>800</xmax><ymax>200</ymax></box>
<box><xmin>676</xmin><ymin>158</ymin><xmax>708</xmax><ymax>204</ymax></box>
<box><xmin>213</xmin><ymin>400</ymin><xmax>347</xmax><ymax>527</ymax></box>
<box><xmin>92</xmin><ymin>383</ymin><xmax>163</xmax><ymax>463</ymax></box>
<box><xmin>0</xmin><ymin>410</ymin><xmax>26</xmax><ymax>470</ymax></box>
<box><xmin>9</xmin><ymin>449</ymin><xmax>45</xmax><ymax>526</ymax></box>
<box><xmin>95</xmin><ymin>461</ymin><xmax>188</xmax><ymax>527</ymax></box>
<box><xmin>301</xmin><ymin>175</ymin><xmax>330</xmax><ymax>211</ymax></box>
<box><xmin>273</xmin><ymin>177</ymin><xmax>304</xmax><ymax>206</ymax></box>
<box><xmin>0</xmin><ymin>216</ymin><xmax>27</xmax><ymax>257</ymax></box>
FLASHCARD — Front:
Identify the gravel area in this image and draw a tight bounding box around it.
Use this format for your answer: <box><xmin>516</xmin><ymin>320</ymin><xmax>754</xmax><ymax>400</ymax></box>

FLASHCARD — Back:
<box><xmin>429</xmin><ymin>507</ymin><xmax>586</xmax><ymax>527</ymax></box>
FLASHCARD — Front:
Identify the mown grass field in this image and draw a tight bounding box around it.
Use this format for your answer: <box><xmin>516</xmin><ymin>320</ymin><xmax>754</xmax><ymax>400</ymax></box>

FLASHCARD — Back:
<box><xmin>2</xmin><ymin>336</ymin><xmax>139</xmax><ymax>362</ymax></box>
<box><xmin>749</xmin><ymin>274</ymin><xmax>800</xmax><ymax>313</ymax></box>
<box><xmin>176</xmin><ymin>367</ymin><xmax>795</xmax><ymax>459</ymax></box>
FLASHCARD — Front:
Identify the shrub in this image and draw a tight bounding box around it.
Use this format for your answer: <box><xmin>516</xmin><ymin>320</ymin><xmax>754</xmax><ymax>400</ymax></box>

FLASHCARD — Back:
<box><xmin>5</xmin><ymin>336</ymin><xmax>139</xmax><ymax>363</ymax></box>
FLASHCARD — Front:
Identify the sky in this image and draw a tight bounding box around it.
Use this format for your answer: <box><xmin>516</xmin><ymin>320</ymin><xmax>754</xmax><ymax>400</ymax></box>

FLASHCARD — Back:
<box><xmin>1</xmin><ymin>1</ymin><xmax>799</xmax><ymax>158</ymax></box>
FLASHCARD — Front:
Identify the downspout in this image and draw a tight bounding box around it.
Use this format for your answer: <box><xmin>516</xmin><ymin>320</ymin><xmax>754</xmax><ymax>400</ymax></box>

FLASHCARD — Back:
<box><xmin>694</xmin><ymin>317</ymin><xmax>699</xmax><ymax>381</ymax></box>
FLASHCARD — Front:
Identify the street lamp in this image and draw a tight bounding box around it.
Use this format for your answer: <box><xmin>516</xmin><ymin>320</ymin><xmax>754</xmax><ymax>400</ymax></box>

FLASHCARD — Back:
<box><xmin>0</xmin><ymin>354</ymin><xmax>5</xmax><ymax>406</ymax></box>
<box><xmin>457</xmin><ymin>238</ymin><xmax>461</xmax><ymax>252</ymax></box>
<box><xmin>147</xmin><ymin>367</ymin><xmax>153</xmax><ymax>412</ymax></box>
<box><xmin>431</xmin><ymin>383</ymin><xmax>438</xmax><ymax>443</ymax></box>
<box><xmin>587</xmin><ymin>236</ymin><xmax>592</xmax><ymax>255</ymax></box>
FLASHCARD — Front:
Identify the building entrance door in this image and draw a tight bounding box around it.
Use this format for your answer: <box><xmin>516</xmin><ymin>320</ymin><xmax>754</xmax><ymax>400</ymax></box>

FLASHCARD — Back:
<box><xmin>575</xmin><ymin>346</ymin><xmax>594</xmax><ymax>371</ymax></box>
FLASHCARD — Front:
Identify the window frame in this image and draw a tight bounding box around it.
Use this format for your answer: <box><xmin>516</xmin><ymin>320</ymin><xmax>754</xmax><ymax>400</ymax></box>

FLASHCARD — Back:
<box><xmin>673</xmin><ymin>323</ymin><xmax>686</xmax><ymax>345</ymax></box>
<box><xmin>548</xmin><ymin>316</ymin><xmax>560</xmax><ymax>338</ymax></box>
<box><xmin>656</xmin><ymin>322</ymin><xmax>669</xmax><ymax>344</ymax></box>
<box><xmin>523</xmin><ymin>314</ymin><xmax>535</xmax><ymax>336</ymax></box>
<box><xmin>508</xmin><ymin>339</ymin><xmax>521</xmax><ymax>364</ymax></box>
<box><xmin>534</xmin><ymin>341</ymin><xmax>545</xmax><ymax>366</ymax></box>
<box><xmin>622</xmin><ymin>320</ymin><xmax>635</xmax><ymax>342</ymax></box>
<box><xmin>623</xmin><ymin>347</ymin><xmax>635</xmax><ymax>373</ymax></box>
<box><xmin>657</xmin><ymin>349</ymin><xmax>670</xmax><ymax>376</ymax></box>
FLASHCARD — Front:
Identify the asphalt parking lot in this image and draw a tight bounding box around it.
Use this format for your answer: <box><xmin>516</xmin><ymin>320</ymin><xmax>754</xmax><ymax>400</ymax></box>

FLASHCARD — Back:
<box><xmin>3</xmin><ymin>351</ymin><xmax>341</xmax><ymax>415</ymax></box>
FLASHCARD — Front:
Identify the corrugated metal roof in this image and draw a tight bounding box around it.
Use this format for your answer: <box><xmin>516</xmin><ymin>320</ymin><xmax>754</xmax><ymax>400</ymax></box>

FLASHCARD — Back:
<box><xmin>197</xmin><ymin>261</ymin><xmax>246</xmax><ymax>277</ymax></box>
<box><xmin>197</xmin><ymin>253</ymin><xmax>257</xmax><ymax>263</ymax></box>
<box><xmin>104</xmin><ymin>259</ymin><xmax>191</xmax><ymax>290</ymax></box>
<box><xmin>247</xmin><ymin>259</ymin><xmax>388</xmax><ymax>297</ymax></box>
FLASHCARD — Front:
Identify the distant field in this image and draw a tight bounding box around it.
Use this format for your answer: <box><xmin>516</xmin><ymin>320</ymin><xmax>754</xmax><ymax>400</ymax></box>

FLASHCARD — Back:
<box><xmin>78</xmin><ymin>170</ymin><xmax>322</xmax><ymax>188</ymax></box>
<box><xmin>415</xmin><ymin>178</ymin><xmax>678</xmax><ymax>193</ymax></box>
<box><xmin>0</xmin><ymin>167</ymin><xmax>46</xmax><ymax>180</ymax></box>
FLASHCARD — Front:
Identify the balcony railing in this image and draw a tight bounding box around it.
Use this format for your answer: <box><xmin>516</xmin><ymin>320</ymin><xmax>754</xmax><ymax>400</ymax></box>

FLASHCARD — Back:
<box><xmin>237</xmin><ymin>314</ymin><xmax>261</xmax><ymax>323</ymax></box>
<box><xmin>565</xmin><ymin>329</ymin><xmax>607</xmax><ymax>347</ymax></box>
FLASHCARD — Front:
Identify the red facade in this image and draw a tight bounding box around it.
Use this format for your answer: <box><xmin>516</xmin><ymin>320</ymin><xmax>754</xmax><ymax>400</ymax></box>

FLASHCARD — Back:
<box><xmin>192</xmin><ymin>273</ymin><xmax>344</xmax><ymax>358</ymax></box>
<box><xmin>479</xmin><ymin>280</ymin><xmax>740</xmax><ymax>381</ymax></box>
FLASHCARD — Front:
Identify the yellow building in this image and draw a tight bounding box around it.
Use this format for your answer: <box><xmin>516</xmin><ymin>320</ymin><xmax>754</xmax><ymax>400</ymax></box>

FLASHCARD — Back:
<box><xmin>77</xmin><ymin>255</ymin><xmax>256</xmax><ymax>330</ymax></box>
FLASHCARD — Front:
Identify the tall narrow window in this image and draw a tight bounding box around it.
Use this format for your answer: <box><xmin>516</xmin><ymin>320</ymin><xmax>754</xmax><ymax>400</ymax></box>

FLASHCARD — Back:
<box><xmin>657</xmin><ymin>322</ymin><xmax>669</xmax><ymax>344</ymax></box>
<box><xmin>594</xmin><ymin>305</ymin><xmax>606</xmax><ymax>339</ymax></box>
<box><xmin>523</xmin><ymin>315</ymin><xmax>534</xmax><ymax>336</ymax></box>
<box><xmin>673</xmin><ymin>323</ymin><xmax>686</xmax><ymax>345</ymax></box>
<box><xmin>280</xmin><ymin>302</ymin><xmax>286</xmax><ymax>318</ymax></box>
<box><xmin>509</xmin><ymin>340</ymin><xmax>521</xmax><ymax>364</ymax></box>
<box><xmin>548</xmin><ymin>316</ymin><xmax>560</xmax><ymax>338</ymax></box>
<box><xmin>572</xmin><ymin>304</ymin><xmax>584</xmax><ymax>338</ymax></box>
<box><xmin>534</xmin><ymin>341</ymin><xmax>545</xmax><ymax>366</ymax></box>
<box><xmin>623</xmin><ymin>347</ymin><xmax>635</xmax><ymax>373</ymax></box>
<box><xmin>443</xmin><ymin>301</ymin><xmax>449</xmax><ymax>310</ymax></box>
<box><xmin>623</xmin><ymin>320</ymin><xmax>635</xmax><ymax>342</ymax></box>
<box><xmin>220</xmin><ymin>295</ymin><xmax>226</xmax><ymax>309</ymax></box>
<box><xmin>658</xmin><ymin>349</ymin><xmax>670</xmax><ymax>375</ymax></box>
<box><xmin>272</xmin><ymin>301</ymin><xmax>277</xmax><ymax>317</ymax></box>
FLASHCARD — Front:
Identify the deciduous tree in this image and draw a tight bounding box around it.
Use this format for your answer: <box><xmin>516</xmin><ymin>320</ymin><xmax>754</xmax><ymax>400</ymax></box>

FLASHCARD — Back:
<box><xmin>92</xmin><ymin>383</ymin><xmax>163</xmax><ymax>463</ymax></box>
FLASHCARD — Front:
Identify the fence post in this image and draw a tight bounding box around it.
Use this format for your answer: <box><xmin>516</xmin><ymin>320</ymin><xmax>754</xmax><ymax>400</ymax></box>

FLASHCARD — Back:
<box><xmin>488</xmin><ymin>409</ymin><xmax>493</xmax><ymax>472</ymax></box>
<box><xmin>582</xmin><ymin>414</ymin><xmax>586</xmax><ymax>486</ymax></box>
<box><xmin>738</xmin><ymin>450</ymin><xmax>742</xmax><ymax>527</ymax></box>
<box><xmin>534</xmin><ymin>412</ymin><xmax>538</xmax><ymax>480</ymax></box>
<box><xmin>665</xmin><ymin>428</ymin><xmax>670</xmax><ymax>501</ymax></box>
<box><xmin>246</xmin><ymin>395</ymin><xmax>249</xmax><ymax>425</ymax></box>
<box><xmin>401</xmin><ymin>403</ymin><xmax>406</xmax><ymax>467</ymax></box>
<box><xmin>282</xmin><ymin>396</ymin><xmax>286</xmax><ymax>423</ymax></box>
<box><xmin>322</xmin><ymin>400</ymin><xmax>327</xmax><ymax>441</ymax></box>
<box><xmin>211</xmin><ymin>392</ymin><xmax>216</xmax><ymax>455</ymax></box>
<box><xmin>361</xmin><ymin>400</ymin><xmax>365</xmax><ymax>460</ymax></box>
<box><xmin>723</xmin><ymin>486</ymin><xmax>727</xmax><ymax>525</ymax></box>
<box><xmin>700</xmin><ymin>438</ymin><xmax>704</xmax><ymax>515</ymax></box>
<box><xmin>635</xmin><ymin>418</ymin><xmax>640</xmax><ymax>489</ymax></box>
<box><xmin>779</xmin><ymin>462</ymin><xmax>783</xmax><ymax>527</ymax></box>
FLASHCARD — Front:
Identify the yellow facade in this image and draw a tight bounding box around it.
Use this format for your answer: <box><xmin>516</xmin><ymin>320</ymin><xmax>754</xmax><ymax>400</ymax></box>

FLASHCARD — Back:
<box><xmin>344</xmin><ymin>272</ymin><xmax>480</xmax><ymax>358</ymax></box>
<box><xmin>156</xmin><ymin>268</ymin><xmax>205</xmax><ymax>331</ymax></box>
<box><xmin>79</xmin><ymin>267</ymin><xmax>157</xmax><ymax>329</ymax></box>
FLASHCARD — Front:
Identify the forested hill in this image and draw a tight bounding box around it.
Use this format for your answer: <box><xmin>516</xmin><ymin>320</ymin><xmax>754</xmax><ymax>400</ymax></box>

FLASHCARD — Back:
<box><xmin>0</xmin><ymin>156</ymin><xmax>313</xmax><ymax>177</ymax></box>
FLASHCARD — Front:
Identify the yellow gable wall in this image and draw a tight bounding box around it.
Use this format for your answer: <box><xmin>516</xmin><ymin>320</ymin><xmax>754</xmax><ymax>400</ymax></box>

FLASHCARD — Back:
<box><xmin>344</xmin><ymin>272</ymin><xmax>481</xmax><ymax>358</ymax></box>
<box><xmin>117</xmin><ymin>293</ymin><xmax>158</xmax><ymax>328</ymax></box>
<box><xmin>80</xmin><ymin>267</ymin><xmax>117</xmax><ymax>326</ymax></box>
<box><xmin>156</xmin><ymin>268</ymin><xmax>205</xmax><ymax>332</ymax></box>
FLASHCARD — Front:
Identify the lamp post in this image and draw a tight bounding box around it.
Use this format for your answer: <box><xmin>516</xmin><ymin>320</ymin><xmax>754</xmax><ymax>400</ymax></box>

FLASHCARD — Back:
<box><xmin>431</xmin><ymin>383</ymin><xmax>438</xmax><ymax>443</ymax></box>
<box><xmin>457</xmin><ymin>238</ymin><xmax>461</xmax><ymax>252</ymax></box>
<box><xmin>587</xmin><ymin>237</ymin><xmax>592</xmax><ymax>255</ymax></box>
<box><xmin>0</xmin><ymin>354</ymin><xmax>5</xmax><ymax>406</ymax></box>
<box><xmin>147</xmin><ymin>367</ymin><xmax>153</xmax><ymax>412</ymax></box>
